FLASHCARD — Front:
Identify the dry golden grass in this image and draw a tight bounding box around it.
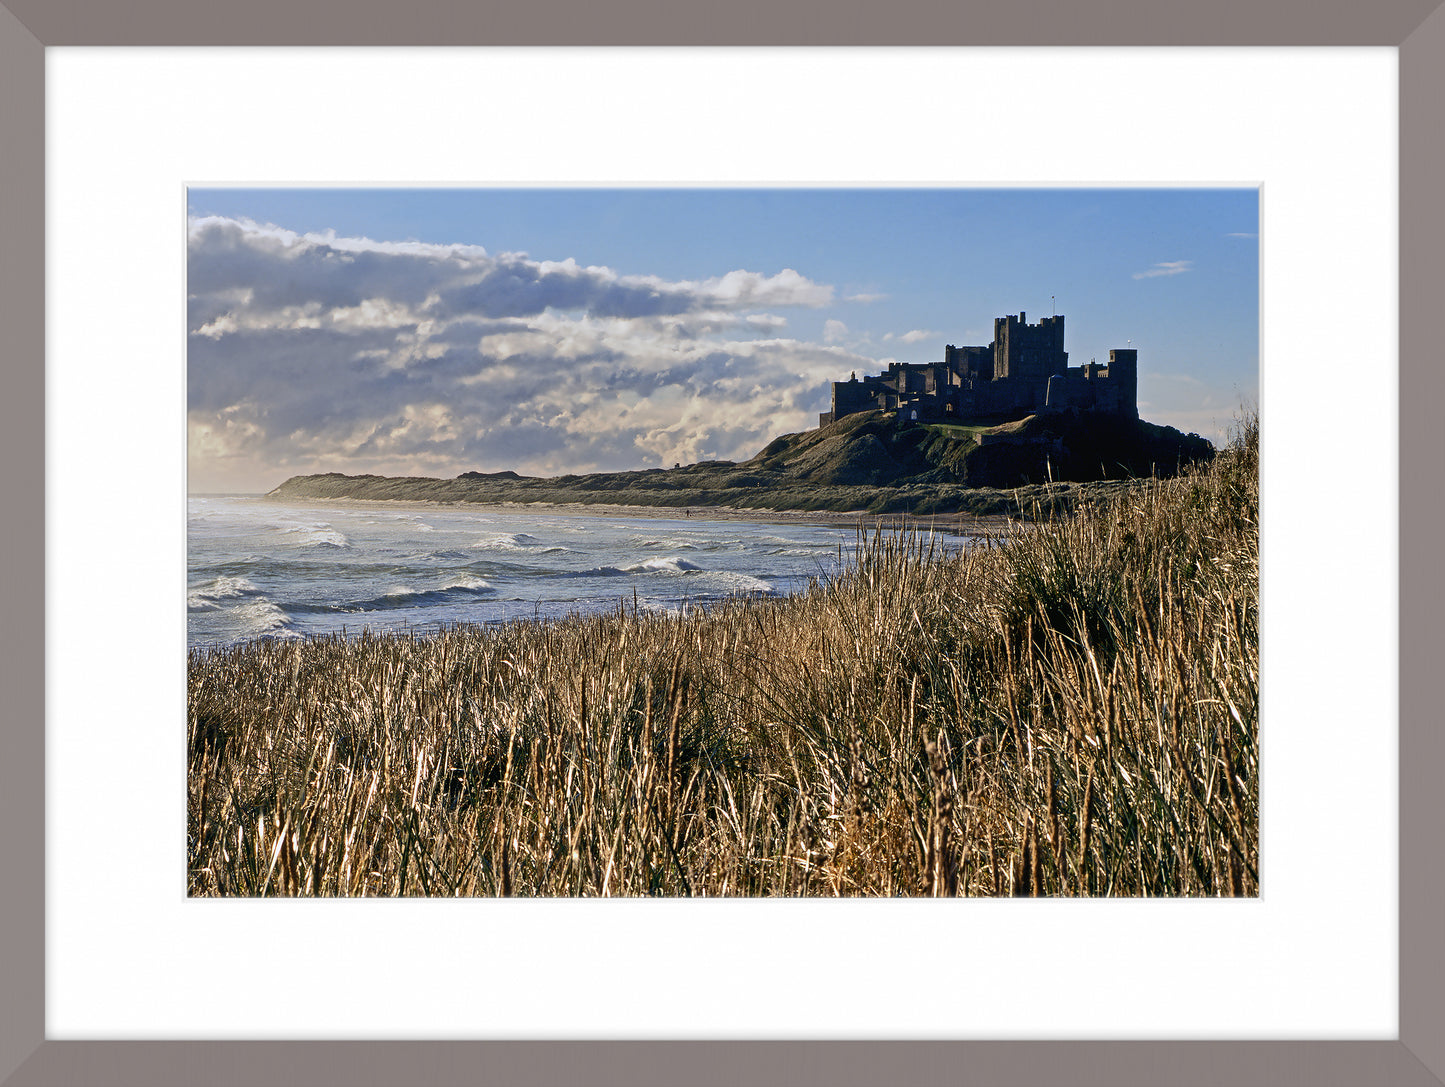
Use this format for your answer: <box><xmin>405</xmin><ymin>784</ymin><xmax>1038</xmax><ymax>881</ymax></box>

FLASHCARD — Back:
<box><xmin>188</xmin><ymin>414</ymin><xmax>1258</xmax><ymax>897</ymax></box>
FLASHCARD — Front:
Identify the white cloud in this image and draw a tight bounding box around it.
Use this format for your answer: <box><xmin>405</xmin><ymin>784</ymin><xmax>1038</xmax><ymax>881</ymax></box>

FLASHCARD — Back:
<box><xmin>1133</xmin><ymin>260</ymin><xmax>1194</xmax><ymax>280</ymax></box>
<box><xmin>899</xmin><ymin>329</ymin><xmax>935</xmax><ymax>344</ymax></box>
<box><xmin>189</xmin><ymin>215</ymin><xmax>832</xmax><ymax>325</ymax></box>
<box><xmin>823</xmin><ymin>319</ymin><xmax>849</xmax><ymax>343</ymax></box>
<box><xmin>187</xmin><ymin>215</ymin><xmax>866</xmax><ymax>487</ymax></box>
<box><xmin>745</xmin><ymin>313</ymin><xmax>789</xmax><ymax>331</ymax></box>
<box><xmin>693</xmin><ymin>267</ymin><xmax>833</xmax><ymax>309</ymax></box>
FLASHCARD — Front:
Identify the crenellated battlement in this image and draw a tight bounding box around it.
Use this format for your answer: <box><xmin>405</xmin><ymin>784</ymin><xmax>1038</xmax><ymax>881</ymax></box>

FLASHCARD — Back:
<box><xmin>818</xmin><ymin>311</ymin><xmax>1140</xmax><ymax>428</ymax></box>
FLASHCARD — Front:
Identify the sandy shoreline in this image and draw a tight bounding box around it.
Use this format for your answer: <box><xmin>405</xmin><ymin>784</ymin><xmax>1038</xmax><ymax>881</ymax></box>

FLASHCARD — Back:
<box><xmin>251</xmin><ymin>493</ymin><xmax>1019</xmax><ymax>538</ymax></box>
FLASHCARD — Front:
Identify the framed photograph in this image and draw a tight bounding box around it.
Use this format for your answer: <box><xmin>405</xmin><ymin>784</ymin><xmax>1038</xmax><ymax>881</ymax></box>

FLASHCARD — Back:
<box><xmin>181</xmin><ymin>183</ymin><xmax>1254</xmax><ymax>903</ymax></box>
<box><xmin>6</xmin><ymin>4</ymin><xmax>1441</xmax><ymax>1085</ymax></box>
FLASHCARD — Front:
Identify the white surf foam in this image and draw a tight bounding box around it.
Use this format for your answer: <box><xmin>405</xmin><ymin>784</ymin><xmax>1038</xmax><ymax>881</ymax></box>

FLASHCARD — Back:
<box><xmin>233</xmin><ymin>597</ymin><xmax>301</xmax><ymax>638</ymax></box>
<box><xmin>187</xmin><ymin>576</ymin><xmax>262</xmax><ymax>611</ymax></box>
<box><xmin>627</xmin><ymin>556</ymin><xmax>704</xmax><ymax>574</ymax></box>
<box><xmin>273</xmin><ymin>519</ymin><xmax>351</xmax><ymax>548</ymax></box>
<box><xmin>441</xmin><ymin>574</ymin><xmax>494</xmax><ymax>592</ymax></box>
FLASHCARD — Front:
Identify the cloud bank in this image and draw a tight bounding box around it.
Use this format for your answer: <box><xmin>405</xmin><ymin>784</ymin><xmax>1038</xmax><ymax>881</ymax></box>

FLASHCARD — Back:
<box><xmin>188</xmin><ymin>217</ymin><xmax>871</xmax><ymax>491</ymax></box>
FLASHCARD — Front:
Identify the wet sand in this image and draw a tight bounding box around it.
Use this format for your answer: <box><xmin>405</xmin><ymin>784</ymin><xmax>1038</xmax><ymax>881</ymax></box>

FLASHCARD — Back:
<box><xmin>261</xmin><ymin>493</ymin><xmax>1019</xmax><ymax>539</ymax></box>
<box><xmin>537</xmin><ymin>501</ymin><xmax>1019</xmax><ymax>538</ymax></box>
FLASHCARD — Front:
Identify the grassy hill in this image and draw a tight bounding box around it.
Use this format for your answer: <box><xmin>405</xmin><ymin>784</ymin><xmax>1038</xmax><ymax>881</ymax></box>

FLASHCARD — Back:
<box><xmin>267</xmin><ymin>410</ymin><xmax>1216</xmax><ymax>516</ymax></box>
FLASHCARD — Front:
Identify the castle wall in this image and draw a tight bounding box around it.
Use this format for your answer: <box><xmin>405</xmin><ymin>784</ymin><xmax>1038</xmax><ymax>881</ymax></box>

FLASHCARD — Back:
<box><xmin>1040</xmin><ymin>349</ymin><xmax>1139</xmax><ymax>418</ymax></box>
<box><xmin>945</xmin><ymin>344</ymin><xmax>993</xmax><ymax>380</ymax></box>
<box><xmin>823</xmin><ymin>311</ymin><xmax>1137</xmax><ymax>427</ymax></box>
<box><xmin>831</xmin><ymin>377</ymin><xmax>877</xmax><ymax>419</ymax></box>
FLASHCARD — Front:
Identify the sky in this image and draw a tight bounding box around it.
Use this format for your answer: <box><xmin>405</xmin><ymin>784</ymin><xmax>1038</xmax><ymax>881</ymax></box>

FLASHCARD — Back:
<box><xmin>186</xmin><ymin>188</ymin><xmax>1258</xmax><ymax>494</ymax></box>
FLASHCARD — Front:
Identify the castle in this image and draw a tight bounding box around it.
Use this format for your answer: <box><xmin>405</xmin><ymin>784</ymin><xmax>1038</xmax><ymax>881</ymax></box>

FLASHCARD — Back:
<box><xmin>818</xmin><ymin>311</ymin><xmax>1138</xmax><ymax>427</ymax></box>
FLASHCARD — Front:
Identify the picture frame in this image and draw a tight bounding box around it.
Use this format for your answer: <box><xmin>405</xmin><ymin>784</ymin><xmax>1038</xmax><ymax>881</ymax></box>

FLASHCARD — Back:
<box><xmin>4</xmin><ymin>2</ymin><xmax>1442</xmax><ymax>1084</ymax></box>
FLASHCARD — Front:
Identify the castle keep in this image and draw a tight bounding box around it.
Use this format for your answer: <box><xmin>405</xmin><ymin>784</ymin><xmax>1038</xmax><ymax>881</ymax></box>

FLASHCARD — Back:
<box><xmin>819</xmin><ymin>312</ymin><xmax>1138</xmax><ymax>427</ymax></box>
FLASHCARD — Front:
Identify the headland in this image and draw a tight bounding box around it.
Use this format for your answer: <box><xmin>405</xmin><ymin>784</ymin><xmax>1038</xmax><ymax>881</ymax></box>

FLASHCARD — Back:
<box><xmin>267</xmin><ymin>408</ymin><xmax>1214</xmax><ymax>519</ymax></box>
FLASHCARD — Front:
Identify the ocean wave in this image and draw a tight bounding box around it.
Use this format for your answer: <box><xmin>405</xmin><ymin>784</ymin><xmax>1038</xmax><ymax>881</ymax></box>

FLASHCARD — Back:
<box><xmin>273</xmin><ymin>519</ymin><xmax>352</xmax><ymax>548</ymax></box>
<box><xmin>473</xmin><ymin>533</ymin><xmax>539</xmax><ymax>549</ymax></box>
<box><xmin>470</xmin><ymin>533</ymin><xmax>571</xmax><ymax>554</ymax></box>
<box><xmin>277</xmin><ymin>575</ymin><xmax>498</xmax><ymax>617</ymax></box>
<box><xmin>188</xmin><ymin>575</ymin><xmax>263</xmax><ymax>612</ymax></box>
<box><xmin>711</xmin><ymin>571</ymin><xmax>774</xmax><ymax>594</ymax></box>
<box><xmin>631</xmin><ymin>556</ymin><xmax>703</xmax><ymax>573</ymax></box>
<box><xmin>637</xmin><ymin>538</ymin><xmax>700</xmax><ymax>551</ymax></box>
<box><xmin>234</xmin><ymin>598</ymin><xmax>302</xmax><ymax>638</ymax></box>
<box><xmin>188</xmin><ymin>496</ymin><xmax>876</xmax><ymax>648</ymax></box>
<box><xmin>351</xmin><ymin>578</ymin><xmax>497</xmax><ymax>612</ymax></box>
<box><xmin>569</xmin><ymin>556</ymin><xmax>705</xmax><ymax>578</ymax></box>
<box><xmin>441</xmin><ymin>574</ymin><xmax>494</xmax><ymax>592</ymax></box>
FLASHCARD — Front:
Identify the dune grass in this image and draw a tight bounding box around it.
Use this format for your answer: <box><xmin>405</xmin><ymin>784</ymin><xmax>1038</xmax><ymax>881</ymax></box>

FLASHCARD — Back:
<box><xmin>188</xmin><ymin>413</ymin><xmax>1258</xmax><ymax>897</ymax></box>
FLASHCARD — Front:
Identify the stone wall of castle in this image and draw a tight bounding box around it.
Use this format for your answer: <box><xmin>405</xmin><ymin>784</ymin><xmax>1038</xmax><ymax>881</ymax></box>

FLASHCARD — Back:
<box><xmin>994</xmin><ymin>311</ymin><xmax>1067</xmax><ymax>382</ymax></box>
<box><xmin>819</xmin><ymin>313</ymin><xmax>1138</xmax><ymax>428</ymax></box>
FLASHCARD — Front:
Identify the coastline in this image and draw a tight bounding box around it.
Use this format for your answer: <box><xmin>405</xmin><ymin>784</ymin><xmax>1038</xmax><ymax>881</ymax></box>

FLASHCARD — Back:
<box><xmin>261</xmin><ymin>410</ymin><xmax>1193</xmax><ymax>522</ymax></box>
<box><xmin>250</xmin><ymin>493</ymin><xmax>1021</xmax><ymax>538</ymax></box>
<box><xmin>190</xmin><ymin>494</ymin><xmax>1018</xmax><ymax>650</ymax></box>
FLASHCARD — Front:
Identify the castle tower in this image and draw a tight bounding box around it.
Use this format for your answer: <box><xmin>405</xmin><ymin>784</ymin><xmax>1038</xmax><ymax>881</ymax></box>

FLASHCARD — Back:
<box><xmin>1108</xmin><ymin>348</ymin><xmax>1138</xmax><ymax>418</ymax></box>
<box><xmin>993</xmin><ymin>312</ymin><xmax>1068</xmax><ymax>382</ymax></box>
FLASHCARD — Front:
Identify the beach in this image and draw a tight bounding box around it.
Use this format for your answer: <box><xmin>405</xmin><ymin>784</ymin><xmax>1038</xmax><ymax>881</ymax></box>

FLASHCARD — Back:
<box><xmin>188</xmin><ymin>495</ymin><xmax>993</xmax><ymax>648</ymax></box>
<box><xmin>256</xmin><ymin>492</ymin><xmax>1021</xmax><ymax>532</ymax></box>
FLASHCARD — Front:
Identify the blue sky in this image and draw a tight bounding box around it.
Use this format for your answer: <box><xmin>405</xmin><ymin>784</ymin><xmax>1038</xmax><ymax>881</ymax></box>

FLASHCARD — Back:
<box><xmin>187</xmin><ymin>188</ymin><xmax>1257</xmax><ymax>493</ymax></box>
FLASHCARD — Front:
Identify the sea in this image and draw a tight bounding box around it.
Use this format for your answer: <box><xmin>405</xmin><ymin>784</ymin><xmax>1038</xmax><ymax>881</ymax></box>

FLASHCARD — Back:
<box><xmin>187</xmin><ymin>496</ymin><xmax>977</xmax><ymax>651</ymax></box>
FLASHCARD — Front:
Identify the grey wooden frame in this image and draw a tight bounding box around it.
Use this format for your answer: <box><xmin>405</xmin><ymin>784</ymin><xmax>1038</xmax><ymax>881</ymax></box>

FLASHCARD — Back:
<box><xmin>3</xmin><ymin>4</ymin><xmax>1441</xmax><ymax>1084</ymax></box>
